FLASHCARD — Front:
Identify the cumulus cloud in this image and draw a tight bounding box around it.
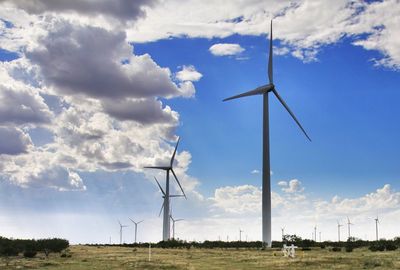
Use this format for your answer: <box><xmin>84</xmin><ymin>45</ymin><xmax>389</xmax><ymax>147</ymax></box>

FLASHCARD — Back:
<box><xmin>0</xmin><ymin>65</ymin><xmax>53</xmax><ymax>125</ymax></box>
<box><xmin>281</xmin><ymin>179</ymin><xmax>304</xmax><ymax>193</ymax></box>
<box><xmin>209</xmin><ymin>43</ymin><xmax>245</xmax><ymax>56</ymax></box>
<box><xmin>0</xmin><ymin>0</ymin><xmax>157</xmax><ymax>23</ymax></box>
<box><xmin>175</xmin><ymin>65</ymin><xmax>203</xmax><ymax>82</ymax></box>
<box><xmin>0</xmin><ymin>126</ymin><xmax>32</xmax><ymax>155</ymax></box>
<box><xmin>27</xmin><ymin>22</ymin><xmax>193</xmax><ymax>99</ymax></box>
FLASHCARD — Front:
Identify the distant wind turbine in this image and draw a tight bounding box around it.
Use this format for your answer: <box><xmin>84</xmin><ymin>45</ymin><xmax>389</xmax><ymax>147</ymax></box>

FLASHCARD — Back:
<box><xmin>281</xmin><ymin>227</ymin><xmax>285</xmax><ymax>241</ymax></box>
<box><xmin>375</xmin><ymin>216</ymin><xmax>380</xmax><ymax>241</ymax></box>
<box><xmin>314</xmin><ymin>225</ymin><xmax>317</xmax><ymax>242</ymax></box>
<box><xmin>223</xmin><ymin>20</ymin><xmax>311</xmax><ymax>247</ymax></box>
<box><xmin>118</xmin><ymin>220</ymin><xmax>128</xmax><ymax>245</ymax></box>
<box><xmin>144</xmin><ymin>137</ymin><xmax>186</xmax><ymax>241</ymax></box>
<box><xmin>347</xmin><ymin>216</ymin><xmax>354</xmax><ymax>239</ymax></box>
<box><xmin>337</xmin><ymin>220</ymin><xmax>343</xmax><ymax>242</ymax></box>
<box><xmin>239</xmin><ymin>229</ymin><xmax>244</xmax><ymax>242</ymax></box>
<box><xmin>129</xmin><ymin>218</ymin><xmax>143</xmax><ymax>244</ymax></box>
<box><xmin>170</xmin><ymin>215</ymin><xmax>184</xmax><ymax>240</ymax></box>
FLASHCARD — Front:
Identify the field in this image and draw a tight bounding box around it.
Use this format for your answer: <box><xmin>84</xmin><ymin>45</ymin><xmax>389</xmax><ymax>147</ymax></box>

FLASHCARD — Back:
<box><xmin>1</xmin><ymin>245</ymin><xmax>400</xmax><ymax>269</ymax></box>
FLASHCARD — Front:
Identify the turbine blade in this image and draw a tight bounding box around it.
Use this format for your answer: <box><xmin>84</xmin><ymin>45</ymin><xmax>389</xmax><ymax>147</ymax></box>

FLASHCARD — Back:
<box><xmin>223</xmin><ymin>84</ymin><xmax>273</xmax><ymax>102</ymax></box>
<box><xmin>176</xmin><ymin>219</ymin><xmax>184</xmax><ymax>222</ymax></box>
<box><xmin>171</xmin><ymin>169</ymin><xmax>187</xmax><ymax>199</ymax></box>
<box><xmin>144</xmin><ymin>166</ymin><xmax>169</xmax><ymax>170</ymax></box>
<box><xmin>272</xmin><ymin>89</ymin><xmax>311</xmax><ymax>141</ymax></box>
<box><xmin>170</xmin><ymin>137</ymin><xmax>180</xmax><ymax>167</ymax></box>
<box><xmin>268</xmin><ymin>20</ymin><xmax>273</xmax><ymax>84</ymax></box>
<box><xmin>169</xmin><ymin>195</ymin><xmax>185</xmax><ymax>198</ymax></box>
<box><xmin>159</xmin><ymin>202</ymin><xmax>164</xmax><ymax>217</ymax></box>
<box><xmin>154</xmin><ymin>177</ymin><xmax>166</xmax><ymax>196</ymax></box>
<box><xmin>138</xmin><ymin>220</ymin><xmax>144</xmax><ymax>224</ymax></box>
<box><xmin>118</xmin><ymin>220</ymin><xmax>122</xmax><ymax>226</ymax></box>
<box><xmin>129</xmin><ymin>218</ymin><xmax>134</xmax><ymax>224</ymax></box>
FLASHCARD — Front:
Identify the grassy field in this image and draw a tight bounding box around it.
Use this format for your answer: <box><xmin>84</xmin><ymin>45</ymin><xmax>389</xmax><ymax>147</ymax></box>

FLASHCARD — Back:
<box><xmin>1</xmin><ymin>245</ymin><xmax>400</xmax><ymax>269</ymax></box>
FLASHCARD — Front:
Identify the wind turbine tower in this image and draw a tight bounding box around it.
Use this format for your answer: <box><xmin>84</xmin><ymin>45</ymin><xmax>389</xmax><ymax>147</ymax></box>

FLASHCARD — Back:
<box><xmin>337</xmin><ymin>220</ymin><xmax>343</xmax><ymax>242</ymax></box>
<box><xmin>223</xmin><ymin>20</ymin><xmax>311</xmax><ymax>247</ymax></box>
<box><xmin>375</xmin><ymin>216</ymin><xmax>380</xmax><ymax>241</ymax></box>
<box><xmin>144</xmin><ymin>137</ymin><xmax>186</xmax><ymax>241</ymax></box>
<box><xmin>118</xmin><ymin>220</ymin><xmax>128</xmax><ymax>245</ymax></box>
<box><xmin>239</xmin><ymin>229</ymin><xmax>244</xmax><ymax>242</ymax></box>
<box><xmin>129</xmin><ymin>218</ymin><xmax>144</xmax><ymax>244</ymax></box>
<box><xmin>347</xmin><ymin>216</ymin><xmax>354</xmax><ymax>239</ymax></box>
<box><xmin>314</xmin><ymin>225</ymin><xmax>317</xmax><ymax>242</ymax></box>
<box><xmin>281</xmin><ymin>227</ymin><xmax>285</xmax><ymax>241</ymax></box>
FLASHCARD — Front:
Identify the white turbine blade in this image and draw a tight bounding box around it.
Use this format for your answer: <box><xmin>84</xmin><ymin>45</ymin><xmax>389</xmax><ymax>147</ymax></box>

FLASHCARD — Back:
<box><xmin>272</xmin><ymin>88</ymin><xmax>311</xmax><ymax>141</ymax></box>
<box><xmin>158</xmin><ymin>203</ymin><xmax>164</xmax><ymax>217</ymax></box>
<box><xmin>138</xmin><ymin>220</ymin><xmax>144</xmax><ymax>224</ymax></box>
<box><xmin>223</xmin><ymin>84</ymin><xmax>273</xmax><ymax>102</ymax></box>
<box><xmin>170</xmin><ymin>215</ymin><xmax>175</xmax><ymax>222</ymax></box>
<box><xmin>176</xmin><ymin>219</ymin><xmax>184</xmax><ymax>222</ymax></box>
<box><xmin>171</xmin><ymin>169</ymin><xmax>187</xmax><ymax>199</ymax></box>
<box><xmin>268</xmin><ymin>20</ymin><xmax>273</xmax><ymax>84</ymax></box>
<box><xmin>129</xmin><ymin>218</ymin><xmax>135</xmax><ymax>224</ymax></box>
<box><xmin>154</xmin><ymin>177</ymin><xmax>166</xmax><ymax>196</ymax></box>
<box><xmin>118</xmin><ymin>220</ymin><xmax>122</xmax><ymax>226</ymax></box>
<box><xmin>144</xmin><ymin>166</ymin><xmax>169</xmax><ymax>170</ymax></box>
<box><xmin>170</xmin><ymin>194</ymin><xmax>185</xmax><ymax>198</ymax></box>
<box><xmin>170</xmin><ymin>137</ymin><xmax>180</xmax><ymax>167</ymax></box>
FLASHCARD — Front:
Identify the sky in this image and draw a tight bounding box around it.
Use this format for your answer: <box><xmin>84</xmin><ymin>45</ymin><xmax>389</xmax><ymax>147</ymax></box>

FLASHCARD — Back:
<box><xmin>0</xmin><ymin>0</ymin><xmax>399</xmax><ymax>244</ymax></box>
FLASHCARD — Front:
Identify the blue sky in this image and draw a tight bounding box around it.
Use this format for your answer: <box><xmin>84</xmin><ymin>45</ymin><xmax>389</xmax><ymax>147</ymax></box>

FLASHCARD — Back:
<box><xmin>0</xmin><ymin>0</ymin><xmax>400</xmax><ymax>243</ymax></box>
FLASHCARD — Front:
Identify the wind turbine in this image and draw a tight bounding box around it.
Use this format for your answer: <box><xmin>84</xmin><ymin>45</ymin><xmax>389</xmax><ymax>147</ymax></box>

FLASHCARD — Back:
<box><xmin>281</xmin><ymin>227</ymin><xmax>285</xmax><ymax>241</ymax></box>
<box><xmin>314</xmin><ymin>225</ymin><xmax>317</xmax><ymax>242</ymax></box>
<box><xmin>374</xmin><ymin>216</ymin><xmax>380</xmax><ymax>241</ymax></box>
<box><xmin>223</xmin><ymin>20</ymin><xmax>311</xmax><ymax>247</ymax></box>
<box><xmin>129</xmin><ymin>218</ymin><xmax>143</xmax><ymax>244</ymax></box>
<box><xmin>144</xmin><ymin>137</ymin><xmax>186</xmax><ymax>241</ymax></box>
<box><xmin>239</xmin><ymin>229</ymin><xmax>244</xmax><ymax>242</ymax></box>
<box><xmin>337</xmin><ymin>220</ymin><xmax>343</xmax><ymax>242</ymax></box>
<box><xmin>347</xmin><ymin>216</ymin><xmax>354</xmax><ymax>239</ymax></box>
<box><xmin>118</xmin><ymin>220</ymin><xmax>128</xmax><ymax>245</ymax></box>
<box><xmin>170</xmin><ymin>215</ymin><xmax>184</xmax><ymax>240</ymax></box>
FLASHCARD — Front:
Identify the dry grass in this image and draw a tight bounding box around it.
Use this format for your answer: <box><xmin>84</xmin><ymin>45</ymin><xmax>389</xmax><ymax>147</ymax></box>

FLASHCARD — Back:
<box><xmin>1</xmin><ymin>245</ymin><xmax>399</xmax><ymax>269</ymax></box>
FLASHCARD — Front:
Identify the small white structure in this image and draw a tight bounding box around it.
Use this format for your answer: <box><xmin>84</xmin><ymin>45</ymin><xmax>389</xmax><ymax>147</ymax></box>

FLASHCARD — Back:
<box><xmin>282</xmin><ymin>244</ymin><xmax>298</xmax><ymax>258</ymax></box>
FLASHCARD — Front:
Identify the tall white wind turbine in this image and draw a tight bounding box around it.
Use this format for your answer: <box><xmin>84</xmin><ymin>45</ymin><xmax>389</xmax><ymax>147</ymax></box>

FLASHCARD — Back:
<box><xmin>118</xmin><ymin>220</ymin><xmax>128</xmax><ymax>245</ymax></box>
<box><xmin>144</xmin><ymin>138</ymin><xmax>186</xmax><ymax>241</ymax></box>
<box><xmin>129</xmin><ymin>218</ymin><xmax>143</xmax><ymax>244</ymax></box>
<box><xmin>223</xmin><ymin>20</ymin><xmax>311</xmax><ymax>247</ymax></box>
<box><xmin>170</xmin><ymin>215</ymin><xmax>184</xmax><ymax>240</ymax></box>
<box><xmin>337</xmin><ymin>220</ymin><xmax>343</xmax><ymax>242</ymax></box>
<box><xmin>375</xmin><ymin>216</ymin><xmax>380</xmax><ymax>241</ymax></box>
<box><xmin>347</xmin><ymin>216</ymin><xmax>354</xmax><ymax>239</ymax></box>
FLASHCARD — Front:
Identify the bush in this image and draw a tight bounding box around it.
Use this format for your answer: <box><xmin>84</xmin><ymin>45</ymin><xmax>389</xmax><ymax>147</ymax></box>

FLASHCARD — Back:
<box><xmin>23</xmin><ymin>250</ymin><xmax>37</xmax><ymax>258</ymax></box>
<box><xmin>345</xmin><ymin>246</ymin><xmax>353</xmax><ymax>252</ymax></box>
<box><xmin>331</xmin><ymin>247</ymin><xmax>342</xmax><ymax>252</ymax></box>
<box><xmin>369</xmin><ymin>244</ymin><xmax>385</xmax><ymax>252</ymax></box>
<box><xmin>385</xmin><ymin>243</ymin><xmax>397</xmax><ymax>251</ymax></box>
<box><xmin>301</xmin><ymin>247</ymin><xmax>311</xmax><ymax>251</ymax></box>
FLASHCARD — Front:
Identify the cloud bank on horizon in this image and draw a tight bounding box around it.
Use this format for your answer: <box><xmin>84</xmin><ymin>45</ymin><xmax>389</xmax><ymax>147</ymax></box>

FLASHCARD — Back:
<box><xmin>0</xmin><ymin>0</ymin><xmax>399</xmax><ymax>242</ymax></box>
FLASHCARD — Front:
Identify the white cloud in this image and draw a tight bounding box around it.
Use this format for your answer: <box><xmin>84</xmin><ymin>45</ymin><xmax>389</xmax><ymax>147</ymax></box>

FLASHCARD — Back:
<box><xmin>251</xmin><ymin>169</ymin><xmax>259</xmax><ymax>174</ymax></box>
<box><xmin>0</xmin><ymin>126</ymin><xmax>32</xmax><ymax>155</ymax></box>
<box><xmin>175</xmin><ymin>65</ymin><xmax>203</xmax><ymax>82</ymax></box>
<box><xmin>277</xmin><ymin>180</ymin><xmax>287</xmax><ymax>187</ymax></box>
<box><xmin>209</xmin><ymin>43</ymin><xmax>245</xmax><ymax>56</ymax></box>
<box><xmin>281</xmin><ymin>179</ymin><xmax>304</xmax><ymax>193</ymax></box>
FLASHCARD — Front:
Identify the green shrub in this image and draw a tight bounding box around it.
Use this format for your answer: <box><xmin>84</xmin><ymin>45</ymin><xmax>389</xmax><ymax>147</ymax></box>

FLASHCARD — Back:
<box><xmin>23</xmin><ymin>250</ymin><xmax>37</xmax><ymax>258</ymax></box>
<box><xmin>331</xmin><ymin>247</ymin><xmax>342</xmax><ymax>252</ymax></box>
<box><xmin>385</xmin><ymin>243</ymin><xmax>397</xmax><ymax>251</ymax></box>
<box><xmin>369</xmin><ymin>244</ymin><xmax>385</xmax><ymax>252</ymax></box>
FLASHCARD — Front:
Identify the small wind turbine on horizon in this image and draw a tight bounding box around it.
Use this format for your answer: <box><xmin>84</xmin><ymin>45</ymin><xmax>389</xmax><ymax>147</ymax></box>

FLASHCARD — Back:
<box><xmin>144</xmin><ymin>137</ymin><xmax>186</xmax><ymax>241</ymax></box>
<box><xmin>375</xmin><ymin>216</ymin><xmax>380</xmax><ymax>241</ymax></box>
<box><xmin>223</xmin><ymin>20</ymin><xmax>311</xmax><ymax>247</ymax></box>
<box><xmin>314</xmin><ymin>225</ymin><xmax>317</xmax><ymax>242</ymax></box>
<box><xmin>118</xmin><ymin>220</ymin><xmax>128</xmax><ymax>245</ymax></box>
<box><xmin>337</xmin><ymin>220</ymin><xmax>343</xmax><ymax>242</ymax></box>
<box><xmin>281</xmin><ymin>227</ymin><xmax>285</xmax><ymax>241</ymax></box>
<box><xmin>239</xmin><ymin>229</ymin><xmax>244</xmax><ymax>242</ymax></box>
<box><xmin>129</xmin><ymin>218</ymin><xmax>143</xmax><ymax>244</ymax></box>
<box><xmin>347</xmin><ymin>216</ymin><xmax>354</xmax><ymax>239</ymax></box>
<box><xmin>170</xmin><ymin>215</ymin><xmax>184</xmax><ymax>240</ymax></box>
